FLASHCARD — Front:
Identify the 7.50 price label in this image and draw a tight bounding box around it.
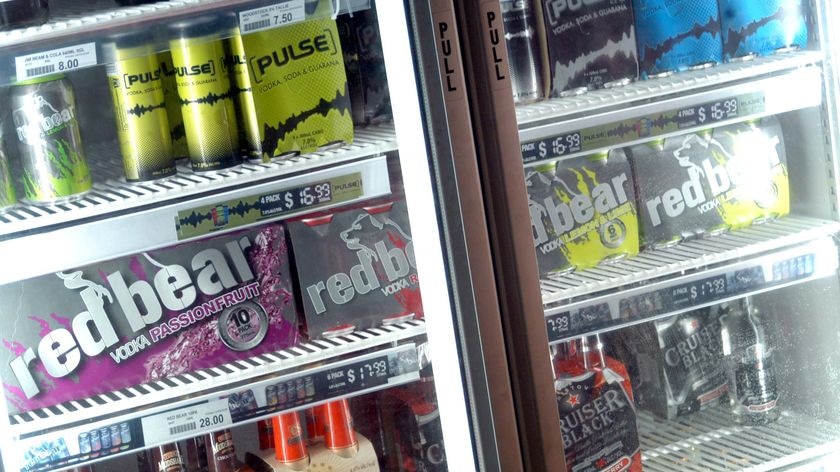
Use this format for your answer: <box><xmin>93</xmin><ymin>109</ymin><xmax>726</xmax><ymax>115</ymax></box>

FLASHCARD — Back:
<box><xmin>239</xmin><ymin>0</ymin><xmax>305</xmax><ymax>34</ymax></box>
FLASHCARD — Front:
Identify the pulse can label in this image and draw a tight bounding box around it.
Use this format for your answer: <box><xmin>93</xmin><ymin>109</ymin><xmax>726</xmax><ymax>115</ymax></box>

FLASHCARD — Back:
<box><xmin>287</xmin><ymin>200</ymin><xmax>422</xmax><ymax>338</ymax></box>
<box><xmin>105</xmin><ymin>34</ymin><xmax>176</xmax><ymax>182</ymax></box>
<box><xmin>11</xmin><ymin>75</ymin><xmax>93</xmax><ymax>203</ymax></box>
<box><xmin>501</xmin><ymin>0</ymin><xmax>545</xmax><ymax>103</ymax></box>
<box><xmin>169</xmin><ymin>17</ymin><xmax>240</xmax><ymax>172</ymax></box>
<box><xmin>630</xmin><ymin>117</ymin><xmax>789</xmax><ymax>248</ymax></box>
<box><xmin>718</xmin><ymin>0</ymin><xmax>809</xmax><ymax>61</ymax></box>
<box><xmin>527</xmin><ymin>150</ymin><xmax>639</xmax><ymax>276</ymax></box>
<box><xmin>0</xmin><ymin>222</ymin><xmax>298</xmax><ymax>415</ymax></box>
<box><xmin>159</xmin><ymin>51</ymin><xmax>189</xmax><ymax>160</ymax></box>
<box><xmin>633</xmin><ymin>0</ymin><xmax>723</xmax><ymax>78</ymax></box>
<box><xmin>541</xmin><ymin>0</ymin><xmax>639</xmax><ymax>95</ymax></box>
<box><xmin>243</xmin><ymin>0</ymin><xmax>354</xmax><ymax>157</ymax></box>
<box><xmin>222</xmin><ymin>16</ymin><xmax>264</xmax><ymax>163</ymax></box>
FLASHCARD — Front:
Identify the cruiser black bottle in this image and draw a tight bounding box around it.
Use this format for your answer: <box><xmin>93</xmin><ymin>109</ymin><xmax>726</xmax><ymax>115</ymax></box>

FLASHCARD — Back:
<box><xmin>721</xmin><ymin>297</ymin><xmax>780</xmax><ymax>424</ymax></box>
<box><xmin>0</xmin><ymin>0</ymin><xmax>49</xmax><ymax>30</ymax></box>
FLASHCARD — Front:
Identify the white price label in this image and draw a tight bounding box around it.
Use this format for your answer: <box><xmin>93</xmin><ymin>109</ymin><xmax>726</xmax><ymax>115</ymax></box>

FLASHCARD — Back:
<box><xmin>141</xmin><ymin>400</ymin><xmax>232</xmax><ymax>445</ymax></box>
<box><xmin>15</xmin><ymin>42</ymin><xmax>97</xmax><ymax>80</ymax></box>
<box><xmin>239</xmin><ymin>0</ymin><xmax>306</xmax><ymax>34</ymax></box>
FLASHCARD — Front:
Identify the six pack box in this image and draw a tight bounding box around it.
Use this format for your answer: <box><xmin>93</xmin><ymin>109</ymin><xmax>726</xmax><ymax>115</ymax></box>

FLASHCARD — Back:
<box><xmin>633</xmin><ymin>0</ymin><xmax>723</xmax><ymax>78</ymax></box>
<box><xmin>287</xmin><ymin>200</ymin><xmax>423</xmax><ymax>338</ymax></box>
<box><xmin>607</xmin><ymin>305</ymin><xmax>730</xmax><ymax>419</ymax></box>
<box><xmin>629</xmin><ymin>117</ymin><xmax>790</xmax><ymax>248</ymax></box>
<box><xmin>540</xmin><ymin>0</ymin><xmax>639</xmax><ymax>95</ymax></box>
<box><xmin>243</xmin><ymin>0</ymin><xmax>354</xmax><ymax>157</ymax></box>
<box><xmin>0</xmin><ymin>223</ymin><xmax>299</xmax><ymax>415</ymax></box>
<box><xmin>719</xmin><ymin>0</ymin><xmax>809</xmax><ymax>61</ymax></box>
<box><xmin>527</xmin><ymin>150</ymin><xmax>640</xmax><ymax>276</ymax></box>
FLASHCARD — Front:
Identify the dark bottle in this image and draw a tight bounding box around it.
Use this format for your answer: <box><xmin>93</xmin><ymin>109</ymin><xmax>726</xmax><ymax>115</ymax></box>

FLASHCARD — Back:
<box><xmin>151</xmin><ymin>443</ymin><xmax>187</xmax><ymax>472</ymax></box>
<box><xmin>206</xmin><ymin>429</ymin><xmax>253</xmax><ymax>472</ymax></box>
<box><xmin>721</xmin><ymin>297</ymin><xmax>780</xmax><ymax>424</ymax></box>
<box><xmin>0</xmin><ymin>0</ymin><xmax>49</xmax><ymax>30</ymax></box>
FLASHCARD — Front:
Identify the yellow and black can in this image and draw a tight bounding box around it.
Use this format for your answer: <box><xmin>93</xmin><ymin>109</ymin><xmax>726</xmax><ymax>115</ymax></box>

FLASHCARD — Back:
<box><xmin>104</xmin><ymin>30</ymin><xmax>176</xmax><ymax>182</ymax></box>
<box><xmin>168</xmin><ymin>15</ymin><xmax>240</xmax><ymax>172</ymax></box>
<box><xmin>159</xmin><ymin>50</ymin><xmax>189</xmax><ymax>161</ymax></box>
<box><xmin>221</xmin><ymin>13</ymin><xmax>263</xmax><ymax>163</ymax></box>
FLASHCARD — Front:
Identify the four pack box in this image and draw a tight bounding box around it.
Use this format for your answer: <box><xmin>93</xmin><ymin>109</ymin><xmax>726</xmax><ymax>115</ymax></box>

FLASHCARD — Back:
<box><xmin>287</xmin><ymin>200</ymin><xmax>423</xmax><ymax>338</ymax></box>
<box><xmin>0</xmin><ymin>223</ymin><xmax>299</xmax><ymax>415</ymax></box>
<box><xmin>527</xmin><ymin>150</ymin><xmax>640</xmax><ymax>276</ymax></box>
<box><xmin>630</xmin><ymin>117</ymin><xmax>790</xmax><ymax>248</ymax></box>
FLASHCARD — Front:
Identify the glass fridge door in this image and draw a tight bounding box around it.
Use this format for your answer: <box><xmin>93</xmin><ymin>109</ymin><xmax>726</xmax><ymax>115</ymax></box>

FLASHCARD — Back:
<box><xmin>0</xmin><ymin>1</ymin><xmax>508</xmax><ymax>471</ymax></box>
<box><xmin>459</xmin><ymin>0</ymin><xmax>840</xmax><ymax>470</ymax></box>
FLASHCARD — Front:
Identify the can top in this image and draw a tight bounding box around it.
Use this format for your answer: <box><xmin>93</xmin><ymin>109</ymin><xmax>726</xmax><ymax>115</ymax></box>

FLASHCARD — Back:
<box><xmin>534</xmin><ymin>161</ymin><xmax>557</xmax><ymax>174</ymax></box>
<box><xmin>13</xmin><ymin>74</ymin><xmax>66</xmax><ymax>86</ymax></box>
<box><xmin>168</xmin><ymin>14</ymin><xmax>222</xmax><ymax>41</ymax></box>
<box><xmin>101</xmin><ymin>29</ymin><xmax>156</xmax><ymax>63</ymax></box>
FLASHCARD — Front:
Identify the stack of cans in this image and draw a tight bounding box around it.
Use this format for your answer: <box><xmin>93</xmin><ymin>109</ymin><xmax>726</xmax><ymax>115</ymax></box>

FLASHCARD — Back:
<box><xmin>500</xmin><ymin>0</ymin><xmax>810</xmax><ymax>103</ymax></box>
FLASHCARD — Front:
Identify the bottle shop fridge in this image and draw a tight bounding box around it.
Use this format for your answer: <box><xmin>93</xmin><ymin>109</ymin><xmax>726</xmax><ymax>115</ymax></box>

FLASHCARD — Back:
<box><xmin>455</xmin><ymin>0</ymin><xmax>840</xmax><ymax>470</ymax></box>
<box><xmin>0</xmin><ymin>1</ymin><xmax>523</xmax><ymax>472</ymax></box>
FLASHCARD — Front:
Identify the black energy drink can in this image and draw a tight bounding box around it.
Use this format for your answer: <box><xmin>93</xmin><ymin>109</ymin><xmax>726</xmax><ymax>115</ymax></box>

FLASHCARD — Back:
<box><xmin>11</xmin><ymin>74</ymin><xmax>92</xmax><ymax>203</ymax></box>
<box><xmin>633</xmin><ymin>0</ymin><xmax>723</xmax><ymax>78</ymax></box>
<box><xmin>158</xmin><ymin>50</ymin><xmax>189</xmax><ymax>161</ymax></box>
<box><xmin>501</xmin><ymin>0</ymin><xmax>545</xmax><ymax>103</ymax></box>
<box><xmin>221</xmin><ymin>13</ymin><xmax>263</xmax><ymax>163</ymax></box>
<box><xmin>168</xmin><ymin>16</ymin><xmax>240</xmax><ymax>172</ymax></box>
<box><xmin>718</xmin><ymin>0</ymin><xmax>809</xmax><ymax>62</ymax></box>
<box><xmin>103</xmin><ymin>30</ymin><xmax>176</xmax><ymax>182</ymax></box>
<box><xmin>541</xmin><ymin>0</ymin><xmax>639</xmax><ymax>96</ymax></box>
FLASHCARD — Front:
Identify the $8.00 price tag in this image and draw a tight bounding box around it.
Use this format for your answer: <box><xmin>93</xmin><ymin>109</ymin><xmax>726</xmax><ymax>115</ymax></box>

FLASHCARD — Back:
<box><xmin>239</xmin><ymin>0</ymin><xmax>305</xmax><ymax>34</ymax></box>
<box><xmin>15</xmin><ymin>43</ymin><xmax>97</xmax><ymax>81</ymax></box>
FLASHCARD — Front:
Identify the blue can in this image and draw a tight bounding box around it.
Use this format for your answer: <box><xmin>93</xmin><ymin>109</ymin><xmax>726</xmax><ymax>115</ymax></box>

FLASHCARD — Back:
<box><xmin>718</xmin><ymin>0</ymin><xmax>808</xmax><ymax>61</ymax></box>
<box><xmin>634</xmin><ymin>0</ymin><xmax>723</xmax><ymax>78</ymax></box>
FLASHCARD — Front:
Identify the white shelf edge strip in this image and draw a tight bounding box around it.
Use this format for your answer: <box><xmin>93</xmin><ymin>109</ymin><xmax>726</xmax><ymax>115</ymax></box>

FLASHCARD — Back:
<box><xmin>8</xmin><ymin>320</ymin><xmax>426</xmax><ymax>436</ymax></box>
<box><xmin>541</xmin><ymin>216</ymin><xmax>840</xmax><ymax>307</ymax></box>
<box><xmin>516</xmin><ymin>51</ymin><xmax>824</xmax><ymax>127</ymax></box>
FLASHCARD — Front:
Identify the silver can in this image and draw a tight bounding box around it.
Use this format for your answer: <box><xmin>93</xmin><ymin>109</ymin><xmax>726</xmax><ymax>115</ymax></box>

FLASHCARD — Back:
<box><xmin>11</xmin><ymin>74</ymin><xmax>92</xmax><ymax>203</ymax></box>
<box><xmin>501</xmin><ymin>0</ymin><xmax>544</xmax><ymax>103</ymax></box>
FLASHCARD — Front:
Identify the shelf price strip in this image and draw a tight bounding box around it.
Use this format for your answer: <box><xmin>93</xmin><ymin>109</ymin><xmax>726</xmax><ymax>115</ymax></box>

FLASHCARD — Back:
<box><xmin>521</xmin><ymin>92</ymin><xmax>766</xmax><ymax>164</ymax></box>
<box><xmin>175</xmin><ymin>172</ymin><xmax>363</xmax><ymax>240</ymax></box>
<box><xmin>545</xmin><ymin>251</ymin><xmax>816</xmax><ymax>343</ymax></box>
<box><xmin>11</xmin><ymin>343</ymin><xmax>419</xmax><ymax>472</ymax></box>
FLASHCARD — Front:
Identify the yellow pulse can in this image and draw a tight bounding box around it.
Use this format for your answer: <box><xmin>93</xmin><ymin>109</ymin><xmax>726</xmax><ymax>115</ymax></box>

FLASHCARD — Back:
<box><xmin>222</xmin><ymin>13</ymin><xmax>263</xmax><ymax>162</ymax></box>
<box><xmin>104</xmin><ymin>31</ymin><xmax>176</xmax><ymax>182</ymax></box>
<box><xmin>159</xmin><ymin>50</ymin><xmax>189</xmax><ymax>161</ymax></box>
<box><xmin>243</xmin><ymin>0</ymin><xmax>354</xmax><ymax>158</ymax></box>
<box><xmin>169</xmin><ymin>16</ymin><xmax>239</xmax><ymax>172</ymax></box>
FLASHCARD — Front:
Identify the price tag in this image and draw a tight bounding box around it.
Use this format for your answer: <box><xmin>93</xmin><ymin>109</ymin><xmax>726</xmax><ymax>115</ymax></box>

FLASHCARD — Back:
<box><xmin>141</xmin><ymin>400</ymin><xmax>232</xmax><ymax>445</ymax></box>
<box><xmin>15</xmin><ymin>43</ymin><xmax>97</xmax><ymax>81</ymax></box>
<box><xmin>520</xmin><ymin>92</ymin><xmax>766</xmax><ymax>165</ymax></box>
<box><xmin>175</xmin><ymin>172</ymin><xmax>364</xmax><ymax>240</ymax></box>
<box><xmin>522</xmin><ymin>132</ymin><xmax>583</xmax><ymax>163</ymax></box>
<box><xmin>239</xmin><ymin>0</ymin><xmax>306</xmax><ymax>34</ymax></box>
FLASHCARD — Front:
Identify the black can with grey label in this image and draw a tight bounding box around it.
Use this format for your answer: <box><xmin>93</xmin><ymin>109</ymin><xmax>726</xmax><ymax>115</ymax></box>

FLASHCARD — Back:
<box><xmin>541</xmin><ymin>0</ymin><xmax>639</xmax><ymax>95</ymax></box>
